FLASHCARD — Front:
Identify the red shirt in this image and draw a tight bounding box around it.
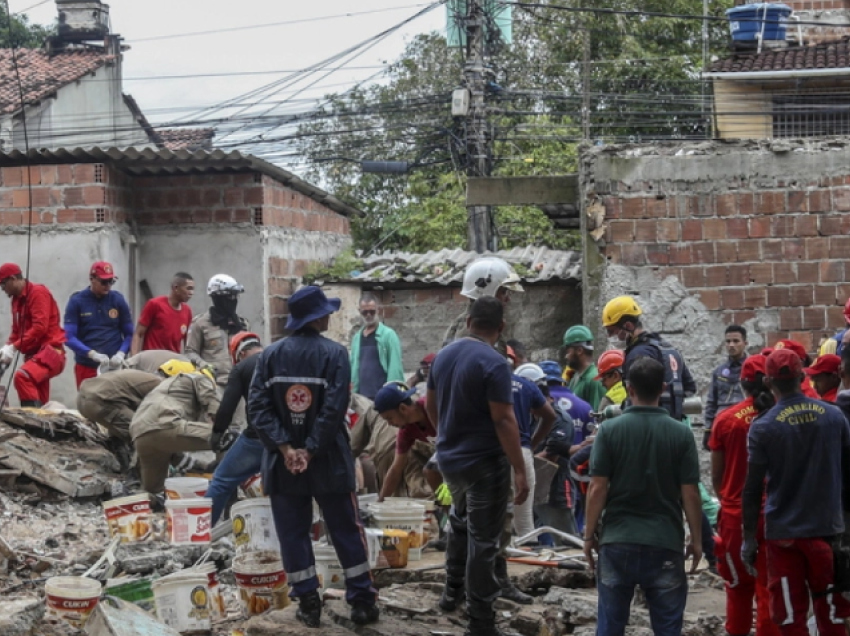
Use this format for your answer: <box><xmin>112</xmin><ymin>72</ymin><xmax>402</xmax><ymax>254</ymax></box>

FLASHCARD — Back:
<box><xmin>395</xmin><ymin>399</ymin><xmax>436</xmax><ymax>454</ymax></box>
<box><xmin>8</xmin><ymin>282</ymin><xmax>65</xmax><ymax>355</ymax></box>
<box><xmin>820</xmin><ymin>386</ymin><xmax>839</xmax><ymax>403</ymax></box>
<box><xmin>802</xmin><ymin>377</ymin><xmax>819</xmax><ymax>399</ymax></box>
<box><xmin>708</xmin><ymin>396</ymin><xmax>755</xmax><ymax>514</ymax></box>
<box><xmin>138</xmin><ymin>296</ymin><xmax>192</xmax><ymax>353</ymax></box>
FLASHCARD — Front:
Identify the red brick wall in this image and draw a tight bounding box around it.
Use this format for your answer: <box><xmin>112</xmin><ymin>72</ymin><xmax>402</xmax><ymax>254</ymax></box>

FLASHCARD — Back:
<box><xmin>602</xmin><ymin>178</ymin><xmax>850</xmax><ymax>352</ymax></box>
<box><xmin>262</xmin><ymin>177</ymin><xmax>350</xmax><ymax>234</ymax></box>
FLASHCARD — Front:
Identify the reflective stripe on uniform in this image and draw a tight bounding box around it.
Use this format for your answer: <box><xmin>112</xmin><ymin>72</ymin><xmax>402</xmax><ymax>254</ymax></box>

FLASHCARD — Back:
<box><xmin>288</xmin><ymin>565</ymin><xmax>317</xmax><ymax>583</ymax></box>
<box><xmin>781</xmin><ymin>577</ymin><xmax>794</xmax><ymax>625</ymax></box>
<box><xmin>343</xmin><ymin>562</ymin><xmax>370</xmax><ymax>579</ymax></box>
<box><xmin>265</xmin><ymin>376</ymin><xmax>328</xmax><ymax>388</ymax></box>
<box><xmin>725</xmin><ymin>553</ymin><xmax>740</xmax><ymax>588</ymax></box>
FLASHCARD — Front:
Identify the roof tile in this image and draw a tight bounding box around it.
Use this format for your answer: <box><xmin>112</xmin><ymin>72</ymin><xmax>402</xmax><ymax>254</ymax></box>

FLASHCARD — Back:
<box><xmin>155</xmin><ymin>128</ymin><xmax>215</xmax><ymax>152</ymax></box>
<box><xmin>709</xmin><ymin>36</ymin><xmax>850</xmax><ymax>74</ymax></box>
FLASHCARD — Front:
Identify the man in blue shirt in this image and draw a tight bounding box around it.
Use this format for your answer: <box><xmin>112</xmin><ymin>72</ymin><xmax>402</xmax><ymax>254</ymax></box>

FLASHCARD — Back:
<box><xmin>742</xmin><ymin>348</ymin><xmax>850</xmax><ymax>636</ymax></box>
<box><xmin>64</xmin><ymin>261</ymin><xmax>133</xmax><ymax>388</ymax></box>
<box><xmin>426</xmin><ymin>297</ymin><xmax>529</xmax><ymax>636</ymax></box>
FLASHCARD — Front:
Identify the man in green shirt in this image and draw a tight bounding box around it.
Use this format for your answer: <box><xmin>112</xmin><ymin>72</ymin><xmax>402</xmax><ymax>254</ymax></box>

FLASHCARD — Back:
<box><xmin>583</xmin><ymin>357</ymin><xmax>703</xmax><ymax>636</ymax></box>
<box><xmin>564</xmin><ymin>325</ymin><xmax>606</xmax><ymax>409</ymax></box>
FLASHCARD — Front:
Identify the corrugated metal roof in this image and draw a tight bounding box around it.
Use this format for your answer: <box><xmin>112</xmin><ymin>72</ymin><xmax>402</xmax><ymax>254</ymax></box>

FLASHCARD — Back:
<box><xmin>327</xmin><ymin>247</ymin><xmax>581</xmax><ymax>285</ymax></box>
<box><xmin>0</xmin><ymin>146</ymin><xmax>364</xmax><ymax>218</ymax></box>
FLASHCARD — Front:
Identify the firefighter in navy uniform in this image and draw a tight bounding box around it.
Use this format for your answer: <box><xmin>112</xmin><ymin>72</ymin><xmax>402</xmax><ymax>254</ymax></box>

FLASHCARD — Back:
<box><xmin>249</xmin><ymin>286</ymin><xmax>379</xmax><ymax>628</ymax></box>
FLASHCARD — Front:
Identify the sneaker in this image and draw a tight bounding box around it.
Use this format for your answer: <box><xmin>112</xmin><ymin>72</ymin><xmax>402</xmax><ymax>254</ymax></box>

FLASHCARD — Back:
<box><xmin>296</xmin><ymin>590</ymin><xmax>322</xmax><ymax>628</ymax></box>
<box><xmin>439</xmin><ymin>584</ymin><xmax>465</xmax><ymax>612</ymax></box>
<box><xmin>350</xmin><ymin>602</ymin><xmax>379</xmax><ymax>625</ymax></box>
<box><xmin>499</xmin><ymin>583</ymin><xmax>532</xmax><ymax>605</ymax></box>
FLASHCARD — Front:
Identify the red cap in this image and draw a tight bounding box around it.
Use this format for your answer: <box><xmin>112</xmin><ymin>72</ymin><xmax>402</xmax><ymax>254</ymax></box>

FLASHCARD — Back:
<box><xmin>805</xmin><ymin>354</ymin><xmax>841</xmax><ymax>376</ymax></box>
<box><xmin>766</xmin><ymin>349</ymin><xmax>804</xmax><ymax>380</ymax></box>
<box><xmin>421</xmin><ymin>353</ymin><xmax>436</xmax><ymax>365</ymax></box>
<box><xmin>760</xmin><ymin>347</ymin><xmax>774</xmax><ymax>357</ymax></box>
<box><xmin>773</xmin><ymin>339</ymin><xmax>808</xmax><ymax>362</ymax></box>
<box><xmin>740</xmin><ymin>355</ymin><xmax>767</xmax><ymax>382</ymax></box>
<box><xmin>90</xmin><ymin>261</ymin><xmax>116</xmax><ymax>279</ymax></box>
<box><xmin>0</xmin><ymin>263</ymin><xmax>22</xmax><ymax>280</ymax></box>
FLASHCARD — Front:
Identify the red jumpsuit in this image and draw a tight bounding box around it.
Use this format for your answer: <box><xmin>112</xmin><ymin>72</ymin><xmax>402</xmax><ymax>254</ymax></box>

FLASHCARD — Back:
<box><xmin>6</xmin><ymin>282</ymin><xmax>66</xmax><ymax>404</ymax></box>
<box><xmin>710</xmin><ymin>397</ymin><xmax>780</xmax><ymax>636</ymax></box>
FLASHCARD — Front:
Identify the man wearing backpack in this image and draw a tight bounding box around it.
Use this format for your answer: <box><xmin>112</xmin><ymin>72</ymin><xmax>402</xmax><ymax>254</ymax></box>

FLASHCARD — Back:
<box><xmin>601</xmin><ymin>296</ymin><xmax>697</xmax><ymax>420</ymax></box>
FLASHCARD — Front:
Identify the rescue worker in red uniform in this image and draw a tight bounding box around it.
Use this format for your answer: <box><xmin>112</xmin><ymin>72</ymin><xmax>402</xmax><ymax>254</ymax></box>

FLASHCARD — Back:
<box><xmin>804</xmin><ymin>354</ymin><xmax>842</xmax><ymax>403</ymax></box>
<box><xmin>709</xmin><ymin>354</ymin><xmax>780</xmax><ymax>636</ymax></box>
<box><xmin>742</xmin><ymin>349</ymin><xmax>850</xmax><ymax>636</ymax></box>
<box><xmin>0</xmin><ymin>263</ymin><xmax>66</xmax><ymax>407</ymax></box>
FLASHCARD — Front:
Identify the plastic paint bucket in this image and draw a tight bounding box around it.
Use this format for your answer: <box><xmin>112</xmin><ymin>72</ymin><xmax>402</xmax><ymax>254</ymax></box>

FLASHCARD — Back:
<box><xmin>151</xmin><ymin>570</ymin><xmax>211</xmax><ymax>634</ymax></box>
<box><xmin>165</xmin><ymin>498</ymin><xmax>213</xmax><ymax>546</ymax></box>
<box><xmin>314</xmin><ymin>544</ymin><xmax>345</xmax><ymax>590</ymax></box>
<box><xmin>165</xmin><ymin>476</ymin><xmax>209</xmax><ymax>500</ymax></box>
<box><xmin>104</xmin><ymin>577</ymin><xmax>155</xmax><ymax>613</ymax></box>
<box><xmin>378</xmin><ymin>529</ymin><xmax>410</xmax><ymax>568</ymax></box>
<box><xmin>239</xmin><ymin>473</ymin><xmax>264</xmax><ymax>498</ymax></box>
<box><xmin>364</xmin><ymin>528</ymin><xmax>390</xmax><ymax>569</ymax></box>
<box><xmin>101</xmin><ymin>494</ymin><xmax>152</xmax><ymax>544</ymax></box>
<box><xmin>193</xmin><ymin>563</ymin><xmax>225</xmax><ymax>619</ymax></box>
<box><xmin>370</xmin><ymin>501</ymin><xmax>426</xmax><ymax>560</ymax></box>
<box><xmin>232</xmin><ymin>550</ymin><xmax>290</xmax><ymax>617</ymax></box>
<box><xmin>231</xmin><ymin>498</ymin><xmax>279</xmax><ymax>555</ymax></box>
<box><xmin>45</xmin><ymin>576</ymin><xmax>101</xmax><ymax>629</ymax></box>
<box><xmin>385</xmin><ymin>497</ymin><xmax>435</xmax><ymax>549</ymax></box>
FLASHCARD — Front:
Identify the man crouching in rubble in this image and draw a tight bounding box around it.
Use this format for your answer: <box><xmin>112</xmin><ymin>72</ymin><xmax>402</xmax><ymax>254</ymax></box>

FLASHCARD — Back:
<box><xmin>249</xmin><ymin>286</ymin><xmax>379</xmax><ymax>628</ymax></box>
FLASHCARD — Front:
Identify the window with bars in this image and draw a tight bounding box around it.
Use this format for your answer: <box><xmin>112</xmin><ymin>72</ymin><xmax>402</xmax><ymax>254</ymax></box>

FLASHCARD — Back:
<box><xmin>773</xmin><ymin>94</ymin><xmax>850</xmax><ymax>138</ymax></box>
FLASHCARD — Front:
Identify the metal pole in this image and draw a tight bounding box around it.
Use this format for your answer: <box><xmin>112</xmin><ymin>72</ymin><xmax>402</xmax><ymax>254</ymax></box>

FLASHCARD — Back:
<box><xmin>465</xmin><ymin>0</ymin><xmax>491</xmax><ymax>253</ymax></box>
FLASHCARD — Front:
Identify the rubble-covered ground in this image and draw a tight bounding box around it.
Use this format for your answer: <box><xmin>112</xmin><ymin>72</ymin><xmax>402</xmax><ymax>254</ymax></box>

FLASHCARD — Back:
<box><xmin>0</xmin><ymin>407</ymin><xmax>727</xmax><ymax>636</ymax></box>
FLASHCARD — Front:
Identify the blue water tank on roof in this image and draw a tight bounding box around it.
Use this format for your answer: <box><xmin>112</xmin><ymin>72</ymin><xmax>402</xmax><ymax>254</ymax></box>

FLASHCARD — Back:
<box><xmin>726</xmin><ymin>3</ymin><xmax>792</xmax><ymax>41</ymax></box>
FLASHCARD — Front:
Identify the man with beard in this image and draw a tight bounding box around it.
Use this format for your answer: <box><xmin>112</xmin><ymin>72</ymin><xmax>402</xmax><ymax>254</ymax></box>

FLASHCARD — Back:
<box><xmin>349</xmin><ymin>293</ymin><xmax>404</xmax><ymax>400</ymax></box>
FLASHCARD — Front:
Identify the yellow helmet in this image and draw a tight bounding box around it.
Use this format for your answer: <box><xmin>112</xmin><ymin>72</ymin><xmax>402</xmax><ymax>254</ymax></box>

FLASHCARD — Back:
<box><xmin>159</xmin><ymin>359</ymin><xmax>197</xmax><ymax>377</ymax></box>
<box><xmin>602</xmin><ymin>296</ymin><xmax>643</xmax><ymax>327</ymax></box>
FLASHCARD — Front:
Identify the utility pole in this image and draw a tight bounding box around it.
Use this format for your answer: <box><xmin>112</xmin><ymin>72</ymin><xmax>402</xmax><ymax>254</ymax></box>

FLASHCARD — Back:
<box><xmin>464</xmin><ymin>0</ymin><xmax>492</xmax><ymax>253</ymax></box>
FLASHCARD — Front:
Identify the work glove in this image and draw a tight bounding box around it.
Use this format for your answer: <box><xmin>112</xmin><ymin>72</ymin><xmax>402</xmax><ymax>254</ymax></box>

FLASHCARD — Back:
<box><xmin>702</xmin><ymin>428</ymin><xmax>712</xmax><ymax>452</ymax></box>
<box><xmin>210</xmin><ymin>428</ymin><xmax>239</xmax><ymax>453</ymax></box>
<box><xmin>88</xmin><ymin>350</ymin><xmax>110</xmax><ymax>366</ymax></box>
<box><xmin>435</xmin><ymin>483</ymin><xmax>453</xmax><ymax>506</ymax></box>
<box><xmin>109</xmin><ymin>351</ymin><xmax>126</xmax><ymax>369</ymax></box>
<box><xmin>0</xmin><ymin>344</ymin><xmax>17</xmax><ymax>365</ymax></box>
<box><xmin>741</xmin><ymin>537</ymin><xmax>758</xmax><ymax>577</ymax></box>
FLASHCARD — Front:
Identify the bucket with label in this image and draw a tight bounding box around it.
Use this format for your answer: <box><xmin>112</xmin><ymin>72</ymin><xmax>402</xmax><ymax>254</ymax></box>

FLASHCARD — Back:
<box><xmin>164</xmin><ymin>476</ymin><xmax>209</xmax><ymax>500</ymax></box>
<box><xmin>104</xmin><ymin>577</ymin><xmax>155</xmax><ymax>614</ymax></box>
<box><xmin>151</xmin><ymin>571</ymin><xmax>211</xmax><ymax>634</ymax></box>
<box><xmin>364</xmin><ymin>528</ymin><xmax>390</xmax><ymax>569</ymax></box>
<box><xmin>192</xmin><ymin>563</ymin><xmax>225</xmax><ymax>619</ymax></box>
<box><xmin>165</xmin><ymin>498</ymin><xmax>212</xmax><ymax>546</ymax></box>
<box><xmin>101</xmin><ymin>494</ymin><xmax>153</xmax><ymax>544</ymax></box>
<box><xmin>314</xmin><ymin>544</ymin><xmax>345</xmax><ymax>590</ymax></box>
<box><xmin>239</xmin><ymin>473</ymin><xmax>264</xmax><ymax>498</ymax></box>
<box><xmin>370</xmin><ymin>501</ymin><xmax>426</xmax><ymax>560</ymax></box>
<box><xmin>385</xmin><ymin>497</ymin><xmax>435</xmax><ymax>548</ymax></box>
<box><xmin>232</xmin><ymin>550</ymin><xmax>290</xmax><ymax>617</ymax></box>
<box><xmin>378</xmin><ymin>529</ymin><xmax>410</xmax><ymax>568</ymax></box>
<box><xmin>231</xmin><ymin>498</ymin><xmax>279</xmax><ymax>555</ymax></box>
<box><xmin>45</xmin><ymin>576</ymin><xmax>101</xmax><ymax>629</ymax></box>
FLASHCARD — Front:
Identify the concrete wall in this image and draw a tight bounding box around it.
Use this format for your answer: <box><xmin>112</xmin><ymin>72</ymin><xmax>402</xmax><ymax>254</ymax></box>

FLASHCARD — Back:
<box><xmin>581</xmin><ymin>137</ymin><xmax>850</xmax><ymax>398</ymax></box>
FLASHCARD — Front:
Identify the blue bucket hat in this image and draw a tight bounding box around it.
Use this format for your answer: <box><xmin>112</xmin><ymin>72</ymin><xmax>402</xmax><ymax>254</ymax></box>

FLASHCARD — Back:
<box><xmin>286</xmin><ymin>286</ymin><xmax>341</xmax><ymax>331</ymax></box>
<box><xmin>539</xmin><ymin>360</ymin><xmax>565</xmax><ymax>385</ymax></box>
<box><xmin>374</xmin><ymin>383</ymin><xmax>417</xmax><ymax>413</ymax></box>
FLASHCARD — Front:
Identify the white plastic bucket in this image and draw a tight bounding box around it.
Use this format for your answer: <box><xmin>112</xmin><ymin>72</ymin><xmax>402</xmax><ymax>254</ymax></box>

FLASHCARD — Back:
<box><xmin>314</xmin><ymin>544</ymin><xmax>345</xmax><ymax>590</ymax></box>
<box><xmin>151</xmin><ymin>571</ymin><xmax>211</xmax><ymax>634</ymax></box>
<box><xmin>165</xmin><ymin>498</ymin><xmax>212</xmax><ymax>546</ymax></box>
<box><xmin>192</xmin><ymin>563</ymin><xmax>224</xmax><ymax>619</ymax></box>
<box><xmin>239</xmin><ymin>473</ymin><xmax>264</xmax><ymax>498</ymax></box>
<box><xmin>165</xmin><ymin>476</ymin><xmax>209</xmax><ymax>500</ymax></box>
<box><xmin>101</xmin><ymin>494</ymin><xmax>152</xmax><ymax>544</ymax></box>
<box><xmin>231</xmin><ymin>498</ymin><xmax>279</xmax><ymax>555</ymax></box>
<box><xmin>370</xmin><ymin>501</ymin><xmax>426</xmax><ymax>560</ymax></box>
<box><xmin>232</xmin><ymin>550</ymin><xmax>290</xmax><ymax>616</ymax></box>
<box><xmin>45</xmin><ymin>576</ymin><xmax>101</xmax><ymax>629</ymax></box>
<box><xmin>385</xmin><ymin>497</ymin><xmax>435</xmax><ymax>549</ymax></box>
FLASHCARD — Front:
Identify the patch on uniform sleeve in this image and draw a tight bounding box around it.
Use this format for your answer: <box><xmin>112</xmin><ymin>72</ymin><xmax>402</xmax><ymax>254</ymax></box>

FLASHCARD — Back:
<box><xmin>109</xmin><ymin>308</ymin><xmax>118</xmax><ymax>319</ymax></box>
<box><xmin>286</xmin><ymin>385</ymin><xmax>312</xmax><ymax>413</ymax></box>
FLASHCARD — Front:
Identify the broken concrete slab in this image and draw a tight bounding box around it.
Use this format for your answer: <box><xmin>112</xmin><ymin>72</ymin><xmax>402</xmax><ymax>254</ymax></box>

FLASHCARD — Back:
<box><xmin>0</xmin><ymin>596</ymin><xmax>45</xmax><ymax>636</ymax></box>
<box><xmin>514</xmin><ymin>567</ymin><xmax>594</xmax><ymax>593</ymax></box>
<box><xmin>1</xmin><ymin>409</ymin><xmax>107</xmax><ymax>444</ymax></box>
<box><xmin>245</xmin><ymin>605</ymin><xmax>353</xmax><ymax>636</ymax></box>
<box><xmin>373</xmin><ymin>567</ymin><xmax>445</xmax><ymax>588</ymax></box>
<box><xmin>85</xmin><ymin>597</ymin><xmax>181</xmax><ymax>636</ymax></box>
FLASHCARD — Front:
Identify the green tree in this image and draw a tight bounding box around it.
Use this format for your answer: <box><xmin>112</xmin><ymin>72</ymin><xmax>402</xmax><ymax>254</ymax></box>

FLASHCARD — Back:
<box><xmin>0</xmin><ymin>7</ymin><xmax>53</xmax><ymax>48</ymax></box>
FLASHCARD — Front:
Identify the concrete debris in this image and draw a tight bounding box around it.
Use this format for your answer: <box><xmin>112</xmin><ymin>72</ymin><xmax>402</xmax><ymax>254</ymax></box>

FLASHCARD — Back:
<box><xmin>0</xmin><ymin>596</ymin><xmax>45</xmax><ymax>636</ymax></box>
<box><xmin>1</xmin><ymin>408</ymin><xmax>107</xmax><ymax>444</ymax></box>
<box><xmin>514</xmin><ymin>566</ymin><xmax>595</xmax><ymax>593</ymax></box>
<box><xmin>85</xmin><ymin>597</ymin><xmax>182</xmax><ymax>636</ymax></box>
<box><xmin>245</xmin><ymin>605</ymin><xmax>353</xmax><ymax>636</ymax></box>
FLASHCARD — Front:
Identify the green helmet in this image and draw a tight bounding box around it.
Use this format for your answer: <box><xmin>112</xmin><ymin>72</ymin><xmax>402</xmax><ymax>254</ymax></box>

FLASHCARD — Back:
<box><xmin>563</xmin><ymin>325</ymin><xmax>594</xmax><ymax>349</ymax></box>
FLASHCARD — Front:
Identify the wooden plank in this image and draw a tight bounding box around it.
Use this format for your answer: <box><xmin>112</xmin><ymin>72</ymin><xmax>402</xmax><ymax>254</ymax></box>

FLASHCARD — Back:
<box><xmin>466</xmin><ymin>175</ymin><xmax>579</xmax><ymax>206</ymax></box>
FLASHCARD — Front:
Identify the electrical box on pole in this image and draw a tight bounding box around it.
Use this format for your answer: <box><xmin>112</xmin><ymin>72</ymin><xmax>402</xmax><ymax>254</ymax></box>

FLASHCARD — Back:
<box><xmin>451</xmin><ymin>89</ymin><xmax>471</xmax><ymax>117</ymax></box>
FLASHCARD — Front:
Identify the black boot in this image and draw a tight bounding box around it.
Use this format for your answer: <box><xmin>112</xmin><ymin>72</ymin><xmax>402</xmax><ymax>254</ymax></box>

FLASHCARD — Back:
<box><xmin>350</xmin><ymin>601</ymin><xmax>379</xmax><ymax>625</ymax></box>
<box><xmin>20</xmin><ymin>400</ymin><xmax>42</xmax><ymax>408</ymax></box>
<box><xmin>495</xmin><ymin>556</ymin><xmax>532</xmax><ymax>605</ymax></box>
<box><xmin>439</xmin><ymin>582</ymin><xmax>466</xmax><ymax>612</ymax></box>
<box><xmin>296</xmin><ymin>590</ymin><xmax>322</xmax><ymax>628</ymax></box>
<box><xmin>465</xmin><ymin>615</ymin><xmax>506</xmax><ymax>636</ymax></box>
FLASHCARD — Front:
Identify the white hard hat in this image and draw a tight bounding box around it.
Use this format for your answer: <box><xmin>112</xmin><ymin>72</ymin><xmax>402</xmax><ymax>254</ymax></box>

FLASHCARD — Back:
<box><xmin>514</xmin><ymin>363</ymin><xmax>546</xmax><ymax>383</ymax></box>
<box><xmin>460</xmin><ymin>257</ymin><xmax>524</xmax><ymax>300</ymax></box>
<box><xmin>207</xmin><ymin>273</ymin><xmax>244</xmax><ymax>296</ymax></box>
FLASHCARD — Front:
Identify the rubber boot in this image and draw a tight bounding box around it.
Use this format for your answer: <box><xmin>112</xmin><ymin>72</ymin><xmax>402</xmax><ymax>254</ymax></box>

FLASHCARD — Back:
<box><xmin>350</xmin><ymin>601</ymin><xmax>379</xmax><ymax>625</ymax></box>
<box><xmin>296</xmin><ymin>590</ymin><xmax>322</xmax><ymax>628</ymax></box>
<box><xmin>495</xmin><ymin>556</ymin><xmax>532</xmax><ymax>604</ymax></box>
<box><xmin>439</xmin><ymin>582</ymin><xmax>466</xmax><ymax>612</ymax></box>
<box><xmin>465</xmin><ymin>615</ymin><xmax>506</xmax><ymax>636</ymax></box>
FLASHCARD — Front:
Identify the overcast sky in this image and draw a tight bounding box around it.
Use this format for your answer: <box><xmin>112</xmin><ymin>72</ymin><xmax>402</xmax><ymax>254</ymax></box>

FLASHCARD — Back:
<box><xmin>10</xmin><ymin>0</ymin><xmax>446</xmax><ymax>157</ymax></box>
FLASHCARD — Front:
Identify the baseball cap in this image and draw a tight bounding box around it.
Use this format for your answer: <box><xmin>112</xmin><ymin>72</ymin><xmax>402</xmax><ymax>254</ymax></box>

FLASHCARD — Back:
<box><xmin>90</xmin><ymin>261</ymin><xmax>117</xmax><ymax>280</ymax></box>
<box><xmin>760</xmin><ymin>347</ymin><xmax>774</xmax><ymax>357</ymax></box>
<box><xmin>766</xmin><ymin>349</ymin><xmax>803</xmax><ymax>380</ymax></box>
<box><xmin>420</xmin><ymin>353</ymin><xmax>436</xmax><ymax>365</ymax></box>
<box><xmin>374</xmin><ymin>383</ymin><xmax>417</xmax><ymax>413</ymax></box>
<box><xmin>773</xmin><ymin>339</ymin><xmax>808</xmax><ymax>362</ymax></box>
<box><xmin>539</xmin><ymin>360</ymin><xmax>565</xmax><ymax>384</ymax></box>
<box><xmin>740</xmin><ymin>355</ymin><xmax>766</xmax><ymax>382</ymax></box>
<box><xmin>804</xmin><ymin>354</ymin><xmax>841</xmax><ymax>376</ymax></box>
<box><xmin>0</xmin><ymin>263</ymin><xmax>22</xmax><ymax>281</ymax></box>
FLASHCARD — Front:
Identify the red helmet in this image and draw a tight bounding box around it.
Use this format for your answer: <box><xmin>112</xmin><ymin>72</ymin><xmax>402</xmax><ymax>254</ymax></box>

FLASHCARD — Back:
<box><xmin>594</xmin><ymin>350</ymin><xmax>625</xmax><ymax>380</ymax></box>
<box><xmin>229</xmin><ymin>331</ymin><xmax>261</xmax><ymax>365</ymax></box>
<box><xmin>844</xmin><ymin>298</ymin><xmax>850</xmax><ymax>325</ymax></box>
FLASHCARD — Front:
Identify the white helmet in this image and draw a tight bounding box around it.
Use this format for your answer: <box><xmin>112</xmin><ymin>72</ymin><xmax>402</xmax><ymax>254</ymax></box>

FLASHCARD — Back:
<box><xmin>515</xmin><ymin>363</ymin><xmax>546</xmax><ymax>383</ymax></box>
<box><xmin>207</xmin><ymin>274</ymin><xmax>244</xmax><ymax>296</ymax></box>
<box><xmin>460</xmin><ymin>257</ymin><xmax>524</xmax><ymax>300</ymax></box>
